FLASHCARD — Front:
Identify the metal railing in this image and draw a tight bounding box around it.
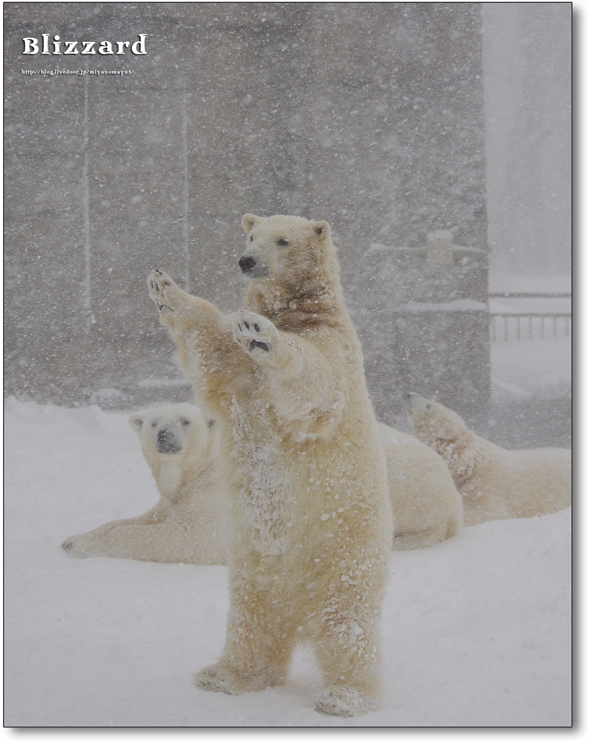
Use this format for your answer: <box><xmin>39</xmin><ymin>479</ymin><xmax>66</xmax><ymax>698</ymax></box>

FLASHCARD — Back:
<box><xmin>490</xmin><ymin>313</ymin><xmax>571</xmax><ymax>342</ymax></box>
<box><xmin>488</xmin><ymin>293</ymin><xmax>571</xmax><ymax>343</ymax></box>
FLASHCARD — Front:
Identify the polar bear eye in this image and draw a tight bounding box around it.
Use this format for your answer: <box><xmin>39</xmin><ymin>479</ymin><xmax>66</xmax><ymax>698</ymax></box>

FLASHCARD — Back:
<box><xmin>249</xmin><ymin>235</ymin><xmax>254</xmax><ymax>242</ymax></box>
<box><xmin>180</xmin><ymin>418</ymin><xmax>190</xmax><ymax>426</ymax></box>
<box><xmin>276</xmin><ymin>238</ymin><xmax>289</xmax><ymax>246</ymax></box>
<box><xmin>151</xmin><ymin>421</ymin><xmax>158</xmax><ymax>428</ymax></box>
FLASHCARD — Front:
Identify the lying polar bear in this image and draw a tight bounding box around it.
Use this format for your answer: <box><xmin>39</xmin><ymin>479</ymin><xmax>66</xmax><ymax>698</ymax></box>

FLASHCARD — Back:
<box><xmin>62</xmin><ymin>404</ymin><xmax>462</xmax><ymax>563</ymax></box>
<box><xmin>380</xmin><ymin>422</ymin><xmax>463</xmax><ymax>549</ymax></box>
<box><xmin>62</xmin><ymin>403</ymin><xmax>229</xmax><ymax>564</ymax></box>
<box><xmin>405</xmin><ymin>392</ymin><xmax>571</xmax><ymax>526</ymax></box>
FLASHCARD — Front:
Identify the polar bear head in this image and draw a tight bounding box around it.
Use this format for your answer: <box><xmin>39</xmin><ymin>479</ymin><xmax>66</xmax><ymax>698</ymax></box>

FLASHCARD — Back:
<box><xmin>128</xmin><ymin>403</ymin><xmax>218</xmax><ymax>490</ymax></box>
<box><xmin>238</xmin><ymin>214</ymin><xmax>336</xmax><ymax>286</ymax></box>
<box><xmin>405</xmin><ymin>393</ymin><xmax>477</xmax><ymax>483</ymax></box>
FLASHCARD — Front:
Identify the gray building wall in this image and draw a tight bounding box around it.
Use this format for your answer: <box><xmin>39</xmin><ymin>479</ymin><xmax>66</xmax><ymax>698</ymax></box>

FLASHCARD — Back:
<box><xmin>482</xmin><ymin>2</ymin><xmax>571</xmax><ymax>278</ymax></box>
<box><xmin>4</xmin><ymin>2</ymin><xmax>488</xmax><ymax>414</ymax></box>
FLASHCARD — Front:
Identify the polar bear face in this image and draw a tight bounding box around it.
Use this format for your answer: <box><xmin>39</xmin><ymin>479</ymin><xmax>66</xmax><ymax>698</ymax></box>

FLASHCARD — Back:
<box><xmin>128</xmin><ymin>403</ymin><xmax>217</xmax><ymax>484</ymax></box>
<box><xmin>238</xmin><ymin>213</ymin><xmax>332</xmax><ymax>284</ymax></box>
<box><xmin>405</xmin><ymin>393</ymin><xmax>474</xmax><ymax>455</ymax></box>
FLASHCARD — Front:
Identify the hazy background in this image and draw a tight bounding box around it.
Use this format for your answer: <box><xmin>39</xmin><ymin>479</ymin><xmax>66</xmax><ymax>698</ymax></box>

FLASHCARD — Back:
<box><xmin>3</xmin><ymin>2</ymin><xmax>571</xmax><ymax>441</ymax></box>
<box><xmin>482</xmin><ymin>2</ymin><xmax>571</xmax><ymax>280</ymax></box>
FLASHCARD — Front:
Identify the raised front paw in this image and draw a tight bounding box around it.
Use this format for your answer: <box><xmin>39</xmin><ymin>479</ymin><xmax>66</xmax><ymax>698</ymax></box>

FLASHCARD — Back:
<box><xmin>232</xmin><ymin>311</ymin><xmax>278</xmax><ymax>359</ymax></box>
<box><xmin>147</xmin><ymin>269</ymin><xmax>187</xmax><ymax>316</ymax></box>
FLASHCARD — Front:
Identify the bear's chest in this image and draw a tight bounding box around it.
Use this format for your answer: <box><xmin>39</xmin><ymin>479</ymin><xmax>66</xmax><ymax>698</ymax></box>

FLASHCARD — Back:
<box><xmin>229</xmin><ymin>396</ymin><xmax>294</xmax><ymax>554</ymax></box>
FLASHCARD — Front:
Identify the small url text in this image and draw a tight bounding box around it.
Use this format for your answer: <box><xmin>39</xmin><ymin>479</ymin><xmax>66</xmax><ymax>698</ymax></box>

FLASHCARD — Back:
<box><xmin>21</xmin><ymin>69</ymin><xmax>133</xmax><ymax>76</ymax></box>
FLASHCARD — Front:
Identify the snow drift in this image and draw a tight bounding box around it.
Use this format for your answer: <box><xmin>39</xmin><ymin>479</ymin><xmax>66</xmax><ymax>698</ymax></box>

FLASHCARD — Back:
<box><xmin>4</xmin><ymin>398</ymin><xmax>571</xmax><ymax>727</ymax></box>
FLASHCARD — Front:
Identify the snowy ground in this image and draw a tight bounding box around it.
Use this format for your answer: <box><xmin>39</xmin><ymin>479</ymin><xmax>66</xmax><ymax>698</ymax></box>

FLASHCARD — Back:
<box><xmin>4</xmin><ymin>398</ymin><xmax>571</xmax><ymax>728</ymax></box>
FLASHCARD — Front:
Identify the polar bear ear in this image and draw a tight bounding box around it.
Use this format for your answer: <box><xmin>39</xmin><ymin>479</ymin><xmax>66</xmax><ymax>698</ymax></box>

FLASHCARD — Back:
<box><xmin>128</xmin><ymin>413</ymin><xmax>145</xmax><ymax>434</ymax></box>
<box><xmin>312</xmin><ymin>220</ymin><xmax>331</xmax><ymax>242</ymax></box>
<box><xmin>242</xmin><ymin>214</ymin><xmax>262</xmax><ymax>235</ymax></box>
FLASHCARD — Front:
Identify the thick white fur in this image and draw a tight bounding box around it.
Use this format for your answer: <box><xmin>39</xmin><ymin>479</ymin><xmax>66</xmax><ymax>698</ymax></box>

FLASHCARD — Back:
<box><xmin>62</xmin><ymin>407</ymin><xmax>462</xmax><ymax>564</ymax></box>
<box><xmin>381</xmin><ymin>423</ymin><xmax>463</xmax><ymax>549</ymax></box>
<box><xmin>62</xmin><ymin>403</ymin><xmax>228</xmax><ymax>565</ymax></box>
<box><xmin>147</xmin><ymin>214</ymin><xmax>392</xmax><ymax>717</ymax></box>
<box><xmin>406</xmin><ymin>393</ymin><xmax>571</xmax><ymax>526</ymax></box>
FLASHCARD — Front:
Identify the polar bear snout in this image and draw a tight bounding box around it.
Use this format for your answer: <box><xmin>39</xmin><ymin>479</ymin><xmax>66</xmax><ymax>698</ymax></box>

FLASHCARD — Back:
<box><xmin>155</xmin><ymin>426</ymin><xmax>183</xmax><ymax>454</ymax></box>
<box><xmin>404</xmin><ymin>392</ymin><xmax>431</xmax><ymax>414</ymax></box>
<box><xmin>239</xmin><ymin>255</ymin><xmax>256</xmax><ymax>273</ymax></box>
<box><xmin>238</xmin><ymin>253</ymin><xmax>270</xmax><ymax>278</ymax></box>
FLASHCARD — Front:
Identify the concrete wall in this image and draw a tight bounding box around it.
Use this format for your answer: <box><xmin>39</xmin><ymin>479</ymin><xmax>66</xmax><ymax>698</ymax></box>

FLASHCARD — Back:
<box><xmin>482</xmin><ymin>2</ymin><xmax>571</xmax><ymax>278</ymax></box>
<box><xmin>4</xmin><ymin>2</ymin><xmax>488</xmax><ymax>412</ymax></box>
<box><xmin>353</xmin><ymin>235</ymin><xmax>489</xmax><ymax>415</ymax></box>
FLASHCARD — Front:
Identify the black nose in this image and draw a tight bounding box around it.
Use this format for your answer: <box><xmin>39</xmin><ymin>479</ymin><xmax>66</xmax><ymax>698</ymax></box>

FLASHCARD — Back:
<box><xmin>239</xmin><ymin>255</ymin><xmax>256</xmax><ymax>273</ymax></box>
<box><xmin>156</xmin><ymin>428</ymin><xmax>182</xmax><ymax>454</ymax></box>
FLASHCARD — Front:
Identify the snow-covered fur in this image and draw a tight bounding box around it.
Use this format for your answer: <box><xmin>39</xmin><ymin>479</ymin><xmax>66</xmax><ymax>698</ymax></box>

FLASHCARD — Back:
<box><xmin>147</xmin><ymin>214</ymin><xmax>392</xmax><ymax>717</ymax></box>
<box><xmin>62</xmin><ymin>409</ymin><xmax>460</xmax><ymax>566</ymax></box>
<box><xmin>62</xmin><ymin>404</ymin><xmax>228</xmax><ymax>565</ymax></box>
<box><xmin>406</xmin><ymin>393</ymin><xmax>571</xmax><ymax>526</ymax></box>
<box><xmin>381</xmin><ymin>423</ymin><xmax>463</xmax><ymax>549</ymax></box>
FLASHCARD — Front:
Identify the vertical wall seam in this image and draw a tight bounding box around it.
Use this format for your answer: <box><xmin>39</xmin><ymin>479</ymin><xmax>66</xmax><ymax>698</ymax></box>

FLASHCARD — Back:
<box><xmin>82</xmin><ymin>65</ymin><xmax>95</xmax><ymax>333</ymax></box>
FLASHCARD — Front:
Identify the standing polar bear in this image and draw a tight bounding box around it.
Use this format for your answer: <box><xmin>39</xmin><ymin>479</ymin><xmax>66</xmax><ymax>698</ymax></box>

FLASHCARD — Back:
<box><xmin>148</xmin><ymin>214</ymin><xmax>392</xmax><ymax>717</ymax></box>
<box><xmin>62</xmin><ymin>403</ymin><xmax>228</xmax><ymax>564</ymax></box>
<box><xmin>61</xmin><ymin>404</ymin><xmax>462</xmax><ymax>564</ymax></box>
<box><xmin>406</xmin><ymin>392</ymin><xmax>571</xmax><ymax>526</ymax></box>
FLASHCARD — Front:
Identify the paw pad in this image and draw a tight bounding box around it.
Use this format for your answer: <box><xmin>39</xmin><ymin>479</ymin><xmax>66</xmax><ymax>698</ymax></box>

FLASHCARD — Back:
<box><xmin>249</xmin><ymin>339</ymin><xmax>269</xmax><ymax>352</ymax></box>
<box><xmin>233</xmin><ymin>311</ymin><xmax>276</xmax><ymax>358</ymax></box>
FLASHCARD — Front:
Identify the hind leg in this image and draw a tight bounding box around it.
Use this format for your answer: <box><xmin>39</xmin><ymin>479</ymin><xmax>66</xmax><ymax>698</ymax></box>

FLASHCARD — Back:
<box><xmin>311</xmin><ymin>617</ymin><xmax>383</xmax><ymax>716</ymax></box>
<box><xmin>308</xmin><ymin>587</ymin><xmax>385</xmax><ymax>717</ymax></box>
<box><xmin>196</xmin><ymin>563</ymin><xmax>297</xmax><ymax>694</ymax></box>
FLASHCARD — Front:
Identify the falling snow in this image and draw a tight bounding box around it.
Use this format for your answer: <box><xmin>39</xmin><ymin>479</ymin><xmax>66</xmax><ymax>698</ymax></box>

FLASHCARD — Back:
<box><xmin>3</xmin><ymin>0</ymin><xmax>571</xmax><ymax>730</ymax></box>
<box><xmin>3</xmin><ymin>398</ymin><xmax>571</xmax><ymax>726</ymax></box>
